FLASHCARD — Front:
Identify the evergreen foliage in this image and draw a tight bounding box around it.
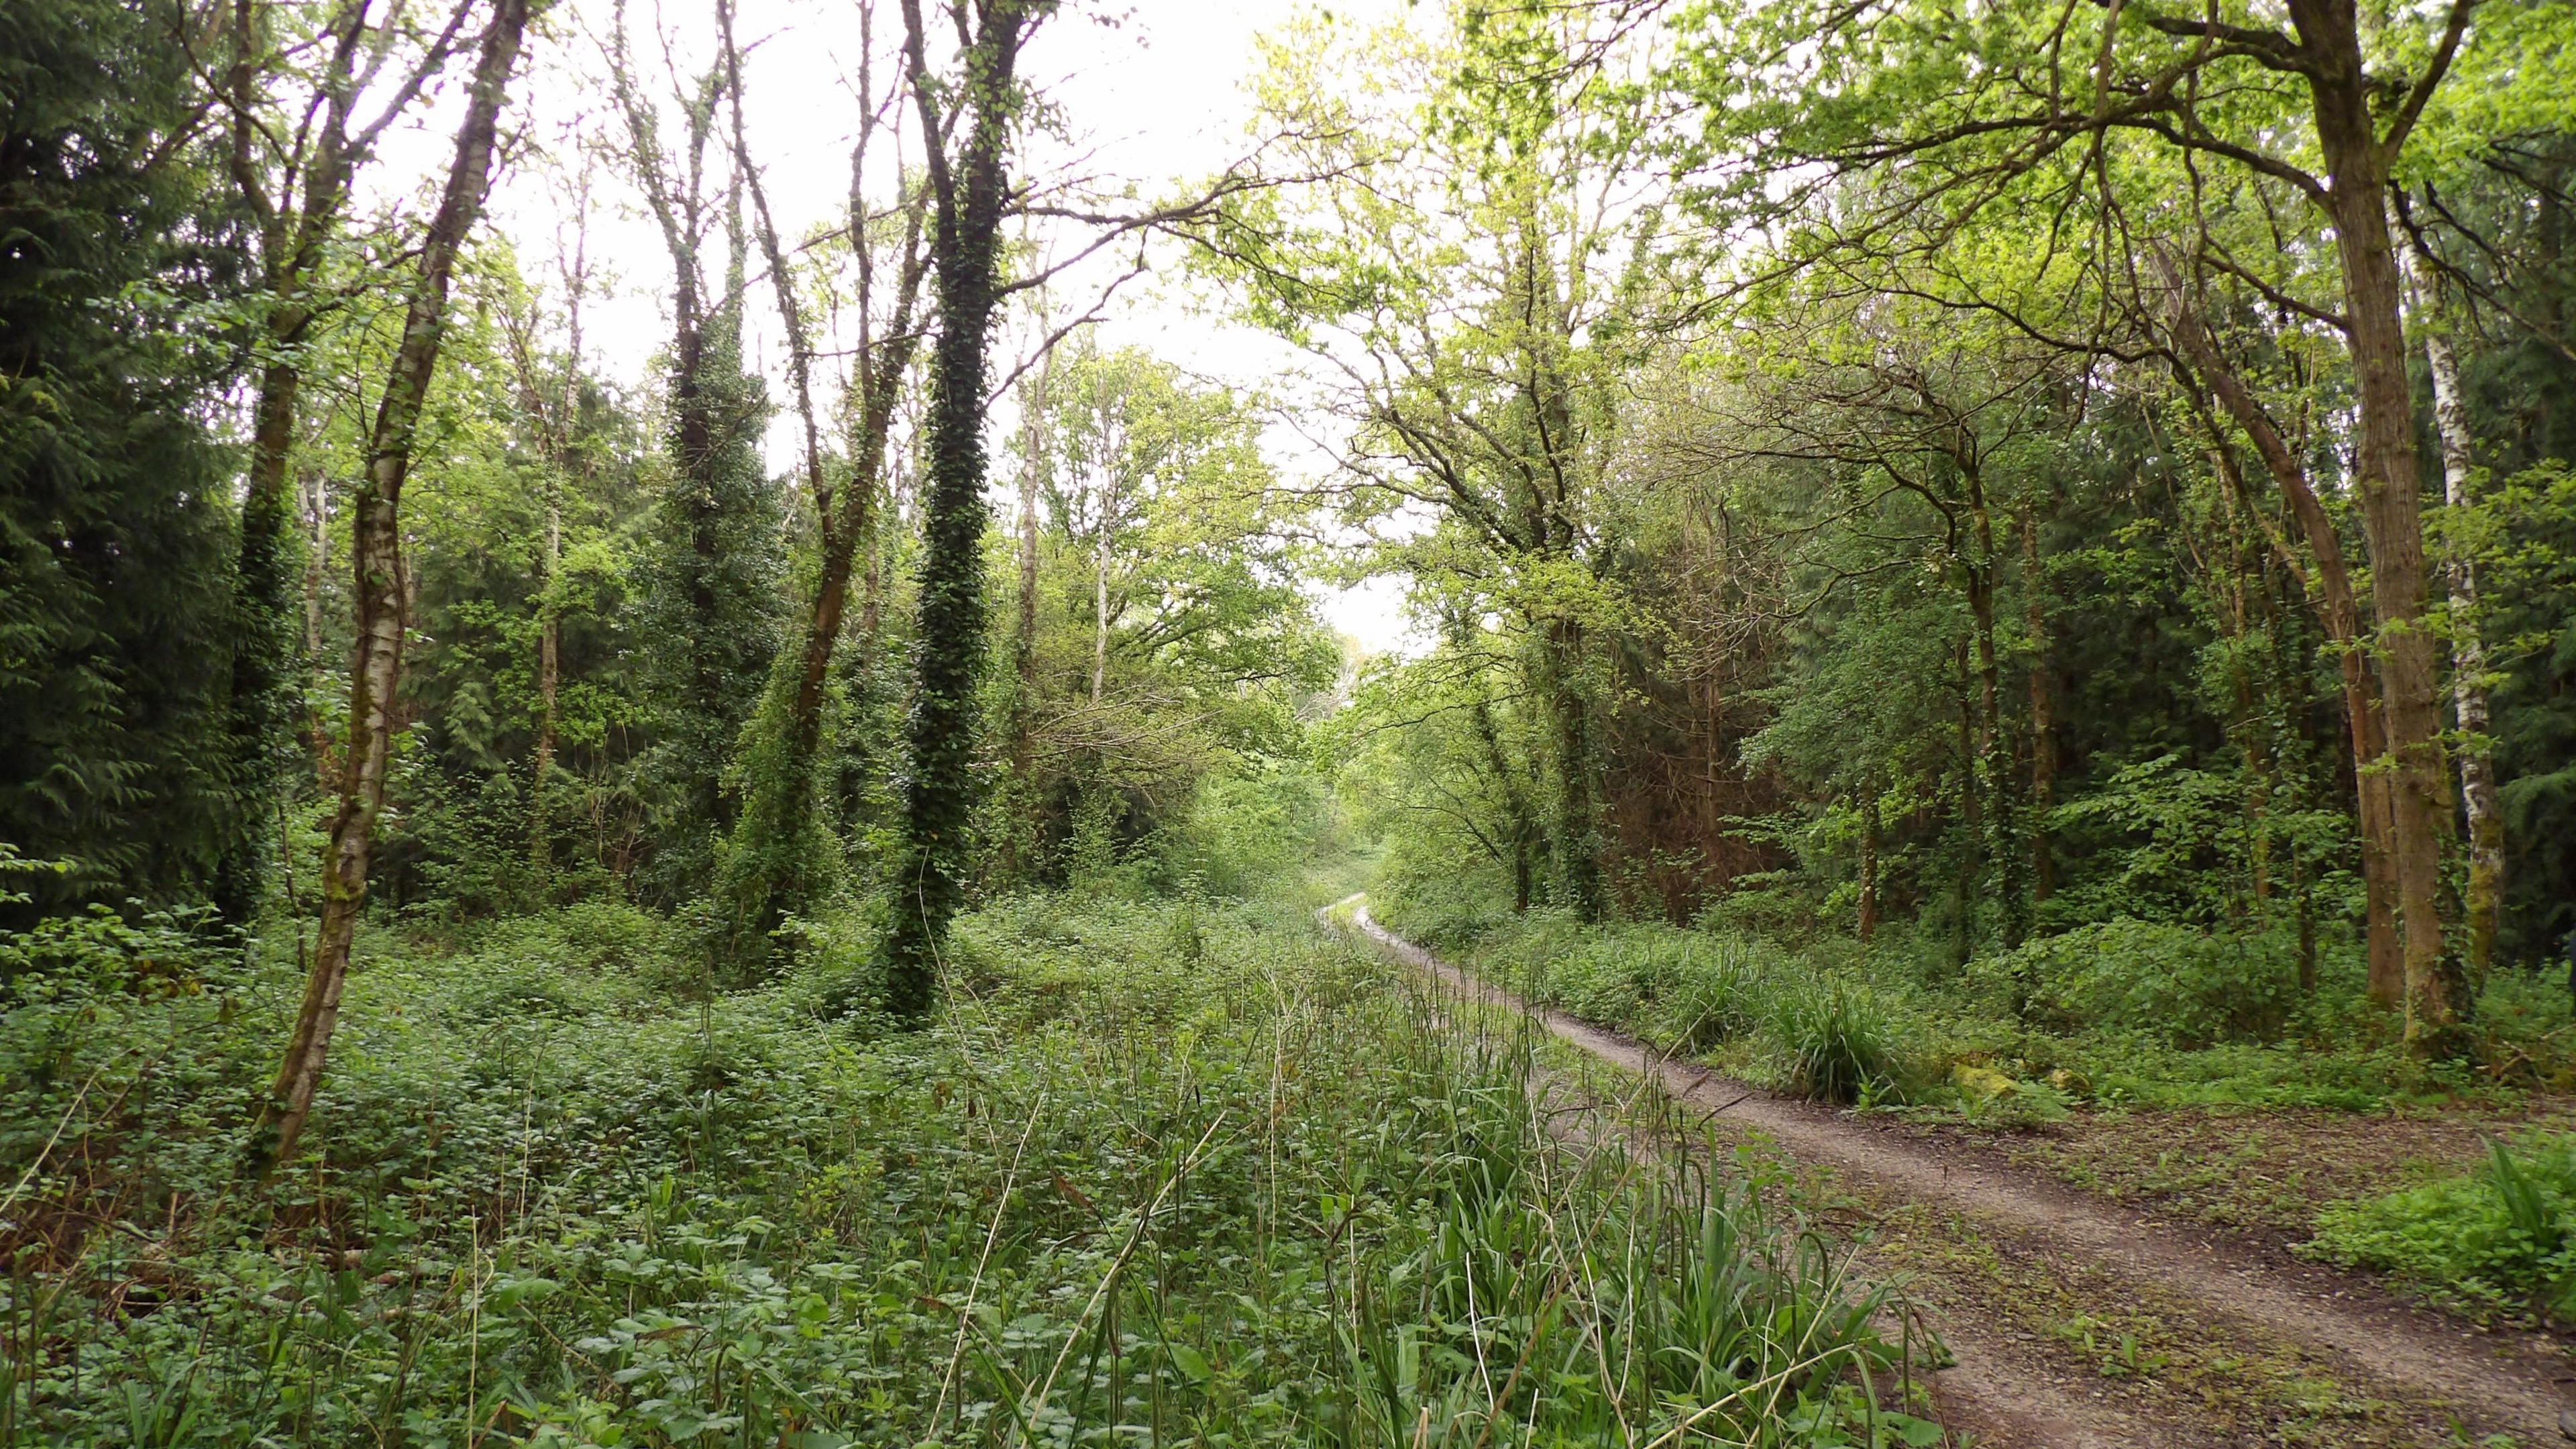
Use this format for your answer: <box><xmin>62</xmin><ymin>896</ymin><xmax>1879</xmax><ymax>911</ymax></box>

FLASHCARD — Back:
<box><xmin>0</xmin><ymin>0</ymin><xmax>244</xmax><ymax>919</ymax></box>
<box><xmin>633</xmin><ymin>313</ymin><xmax>784</xmax><ymax>902</ymax></box>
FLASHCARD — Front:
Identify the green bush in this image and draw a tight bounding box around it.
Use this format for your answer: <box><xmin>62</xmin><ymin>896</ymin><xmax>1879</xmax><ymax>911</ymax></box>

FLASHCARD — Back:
<box><xmin>2307</xmin><ymin>1134</ymin><xmax>2576</xmax><ymax>1324</ymax></box>
<box><xmin>1969</xmin><ymin>918</ymin><xmax>2308</xmax><ymax>1049</ymax></box>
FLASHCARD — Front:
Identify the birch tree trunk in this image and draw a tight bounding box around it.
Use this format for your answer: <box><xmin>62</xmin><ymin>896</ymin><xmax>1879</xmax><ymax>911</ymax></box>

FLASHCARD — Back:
<box><xmin>265</xmin><ymin>0</ymin><xmax>531</xmax><ymax>1169</ymax></box>
<box><xmin>2400</xmin><ymin>228</ymin><xmax>2504</xmax><ymax>976</ymax></box>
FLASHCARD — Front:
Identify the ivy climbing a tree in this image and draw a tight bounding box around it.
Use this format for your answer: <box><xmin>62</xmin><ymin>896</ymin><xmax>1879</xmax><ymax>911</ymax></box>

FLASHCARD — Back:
<box><xmin>879</xmin><ymin>0</ymin><xmax>1051</xmax><ymax>1020</ymax></box>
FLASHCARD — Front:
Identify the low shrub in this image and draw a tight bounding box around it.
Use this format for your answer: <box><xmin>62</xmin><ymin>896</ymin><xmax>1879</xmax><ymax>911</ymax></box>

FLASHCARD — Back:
<box><xmin>2306</xmin><ymin>1132</ymin><xmax>2576</xmax><ymax>1324</ymax></box>
<box><xmin>1969</xmin><ymin>918</ymin><xmax>2309</xmax><ymax>1049</ymax></box>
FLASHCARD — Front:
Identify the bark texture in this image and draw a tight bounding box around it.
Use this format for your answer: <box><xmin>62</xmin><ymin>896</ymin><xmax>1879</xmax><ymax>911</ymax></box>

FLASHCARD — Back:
<box><xmin>2294</xmin><ymin>0</ymin><xmax>2467</xmax><ymax>1047</ymax></box>
<box><xmin>2402</xmin><ymin>229</ymin><xmax>2504</xmax><ymax>976</ymax></box>
<box><xmin>266</xmin><ymin>0</ymin><xmax>530</xmax><ymax>1169</ymax></box>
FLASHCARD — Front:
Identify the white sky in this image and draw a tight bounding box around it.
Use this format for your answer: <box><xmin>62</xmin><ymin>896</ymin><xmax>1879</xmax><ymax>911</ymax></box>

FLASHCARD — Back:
<box><xmin>443</xmin><ymin>0</ymin><xmax>1424</xmax><ymax>656</ymax></box>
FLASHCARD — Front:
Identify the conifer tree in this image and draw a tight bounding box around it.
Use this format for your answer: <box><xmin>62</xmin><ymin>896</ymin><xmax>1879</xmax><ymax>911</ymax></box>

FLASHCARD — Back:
<box><xmin>0</xmin><ymin>0</ymin><xmax>242</xmax><ymax>917</ymax></box>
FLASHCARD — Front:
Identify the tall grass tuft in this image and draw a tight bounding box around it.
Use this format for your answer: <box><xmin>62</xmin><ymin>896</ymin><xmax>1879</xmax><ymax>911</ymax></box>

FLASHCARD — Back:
<box><xmin>1767</xmin><ymin>978</ymin><xmax>1907</xmax><ymax>1104</ymax></box>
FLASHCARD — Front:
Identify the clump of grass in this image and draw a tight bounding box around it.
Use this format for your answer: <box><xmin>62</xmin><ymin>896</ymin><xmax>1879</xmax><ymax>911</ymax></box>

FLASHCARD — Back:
<box><xmin>1767</xmin><ymin>978</ymin><xmax>1908</xmax><ymax>1105</ymax></box>
<box><xmin>2305</xmin><ymin>1132</ymin><xmax>2576</xmax><ymax>1324</ymax></box>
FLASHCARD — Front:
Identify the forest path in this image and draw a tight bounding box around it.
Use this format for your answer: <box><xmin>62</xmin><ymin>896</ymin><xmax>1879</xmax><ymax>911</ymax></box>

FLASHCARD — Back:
<box><xmin>1333</xmin><ymin>896</ymin><xmax>2576</xmax><ymax>1448</ymax></box>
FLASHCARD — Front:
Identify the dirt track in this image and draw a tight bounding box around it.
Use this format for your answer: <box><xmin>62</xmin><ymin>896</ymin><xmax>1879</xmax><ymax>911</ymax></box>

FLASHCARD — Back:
<box><xmin>1339</xmin><ymin>897</ymin><xmax>2576</xmax><ymax>1448</ymax></box>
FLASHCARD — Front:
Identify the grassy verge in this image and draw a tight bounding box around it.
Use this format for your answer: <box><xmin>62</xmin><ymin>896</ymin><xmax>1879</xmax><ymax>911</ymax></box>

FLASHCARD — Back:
<box><xmin>1371</xmin><ymin>877</ymin><xmax>2576</xmax><ymax>1116</ymax></box>
<box><xmin>2305</xmin><ymin>1132</ymin><xmax>2576</xmax><ymax>1327</ymax></box>
<box><xmin>1</xmin><ymin>881</ymin><xmax>1922</xmax><ymax>1446</ymax></box>
<box><xmin>1371</xmin><ymin>873</ymin><xmax>2576</xmax><ymax>1337</ymax></box>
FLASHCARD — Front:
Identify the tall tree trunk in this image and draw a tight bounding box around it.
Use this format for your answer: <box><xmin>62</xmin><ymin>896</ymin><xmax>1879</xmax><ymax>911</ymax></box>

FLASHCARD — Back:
<box><xmin>2401</xmin><ymin>228</ymin><xmax>2504</xmax><ymax>977</ymax></box>
<box><xmin>2163</xmin><ymin>283</ymin><xmax>2404</xmax><ymax>1004</ymax></box>
<box><xmin>218</xmin><ymin>362</ymin><xmax>306</xmax><ymax>923</ymax></box>
<box><xmin>265</xmin><ymin>0</ymin><xmax>530</xmax><ymax>1169</ymax></box>
<box><xmin>724</xmin><ymin>0</ymin><xmax>853</xmax><ymax>782</ymax></box>
<box><xmin>2300</xmin><ymin>3</ymin><xmax>2463</xmax><ymax>1047</ymax></box>
<box><xmin>882</xmin><ymin>0</ymin><xmax>1042</xmax><ymax>1020</ymax></box>
<box><xmin>2021</xmin><ymin>504</ymin><xmax>2054</xmax><ymax>906</ymax></box>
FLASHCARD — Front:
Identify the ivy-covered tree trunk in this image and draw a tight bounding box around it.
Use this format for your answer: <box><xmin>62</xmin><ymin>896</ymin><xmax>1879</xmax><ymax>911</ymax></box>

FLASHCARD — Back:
<box><xmin>882</xmin><ymin>0</ymin><xmax>1044</xmax><ymax>1020</ymax></box>
<box><xmin>215</xmin><ymin>366</ymin><xmax>305</xmax><ymax>925</ymax></box>
<box><xmin>266</xmin><ymin>0</ymin><xmax>530</xmax><ymax>1169</ymax></box>
<box><xmin>710</xmin><ymin>3</ymin><xmax>924</xmax><ymax>961</ymax></box>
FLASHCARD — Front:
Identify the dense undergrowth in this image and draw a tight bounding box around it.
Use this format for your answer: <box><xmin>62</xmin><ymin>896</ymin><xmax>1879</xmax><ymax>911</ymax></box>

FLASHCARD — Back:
<box><xmin>2307</xmin><ymin>1134</ymin><xmax>2576</xmax><ymax>1328</ymax></box>
<box><xmin>1371</xmin><ymin>871</ymin><xmax>2576</xmax><ymax>1116</ymax></box>
<box><xmin>0</xmin><ymin>877</ymin><xmax>1928</xmax><ymax>1446</ymax></box>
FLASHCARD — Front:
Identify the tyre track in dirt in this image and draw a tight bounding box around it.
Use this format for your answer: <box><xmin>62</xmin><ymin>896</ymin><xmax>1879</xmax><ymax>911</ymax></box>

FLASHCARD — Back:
<box><xmin>1336</xmin><ymin>896</ymin><xmax>2576</xmax><ymax>1448</ymax></box>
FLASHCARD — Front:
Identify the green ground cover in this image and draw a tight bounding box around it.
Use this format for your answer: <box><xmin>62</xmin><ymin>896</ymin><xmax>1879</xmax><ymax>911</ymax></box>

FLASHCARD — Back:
<box><xmin>0</xmin><ymin>878</ymin><xmax>1927</xmax><ymax>1446</ymax></box>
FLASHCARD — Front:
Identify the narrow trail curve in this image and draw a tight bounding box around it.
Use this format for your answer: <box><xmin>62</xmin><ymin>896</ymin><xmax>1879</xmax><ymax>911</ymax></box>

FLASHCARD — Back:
<box><xmin>1334</xmin><ymin>896</ymin><xmax>2576</xmax><ymax>1448</ymax></box>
